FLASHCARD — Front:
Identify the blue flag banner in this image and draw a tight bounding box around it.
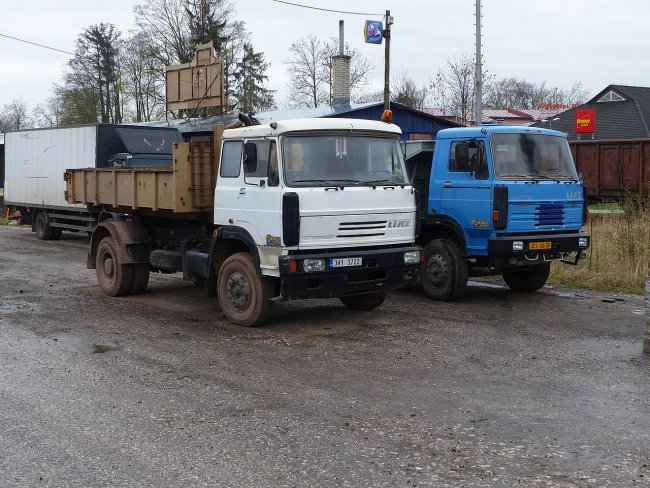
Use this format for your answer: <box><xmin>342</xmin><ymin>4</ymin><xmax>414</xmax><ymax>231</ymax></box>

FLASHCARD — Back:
<box><xmin>364</xmin><ymin>20</ymin><xmax>384</xmax><ymax>44</ymax></box>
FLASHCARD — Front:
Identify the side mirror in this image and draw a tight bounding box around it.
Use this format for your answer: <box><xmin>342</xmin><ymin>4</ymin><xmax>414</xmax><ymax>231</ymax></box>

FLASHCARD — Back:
<box><xmin>455</xmin><ymin>142</ymin><xmax>470</xmax><ymax>172</ymax></box>
<box><xmin>243</xmin><ymin>142</ymin><xmax>258</xmax><ymax>173</ymax></box>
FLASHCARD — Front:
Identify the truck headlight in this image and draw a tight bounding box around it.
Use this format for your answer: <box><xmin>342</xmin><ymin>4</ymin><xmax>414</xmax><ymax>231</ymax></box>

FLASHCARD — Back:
<box><xmin>513</xmin><ymin>241</ymin><xmax>524</xmax><ymax>251</ymax></box>
<box><xmin>303</xmin><ymin>259</ymin><xmax>325</xmax><ymax>272</ymax></box>
<box><xmin>578</xmin><ymin>237</ymin><xmax>589</xmax><ymax>248</ymax></box>
<box><xmin>403</xmin><ymin>251</ymin><xmax>420</xmax><ymax>264</ymax></box>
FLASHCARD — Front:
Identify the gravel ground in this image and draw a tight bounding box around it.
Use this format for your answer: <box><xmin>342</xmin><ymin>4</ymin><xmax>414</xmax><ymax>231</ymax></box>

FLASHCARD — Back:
<box><xmin>0</xmin><ymin>225</ymin><xmax>649</xmax><ymax>487</ymax></box>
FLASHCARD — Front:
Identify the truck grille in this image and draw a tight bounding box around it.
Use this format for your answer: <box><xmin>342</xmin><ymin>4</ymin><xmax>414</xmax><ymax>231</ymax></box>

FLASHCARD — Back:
<box><xmin>337</xmin><ymin>221</ymin><xmax>386</xmax><ymax>238</ymax></box>
<box><xmin>535</xmin><ymin>203</ymin><xmax>564</xmax><ymax>226</ymax></box>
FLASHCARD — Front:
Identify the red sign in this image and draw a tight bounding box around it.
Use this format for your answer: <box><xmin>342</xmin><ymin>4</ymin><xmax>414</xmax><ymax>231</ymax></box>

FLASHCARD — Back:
<box><xmin>576</xmin><ymin>109</ymin><xmax>595</xmax><ymax>133</ymax></box>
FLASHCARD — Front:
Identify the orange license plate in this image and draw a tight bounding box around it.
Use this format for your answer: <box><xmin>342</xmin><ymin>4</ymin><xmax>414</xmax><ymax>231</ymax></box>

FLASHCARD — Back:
<box><xmin>529</xmin><ymin>241</ymin><xmax>552</xmax><ymax>250</ymax></box>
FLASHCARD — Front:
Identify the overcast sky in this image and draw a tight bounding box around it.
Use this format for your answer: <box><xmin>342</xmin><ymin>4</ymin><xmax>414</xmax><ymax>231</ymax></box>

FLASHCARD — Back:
<box><xmin>0</xmin><ymin>0</ymin><xmax>647</xmax><ymax>111</ymax></box>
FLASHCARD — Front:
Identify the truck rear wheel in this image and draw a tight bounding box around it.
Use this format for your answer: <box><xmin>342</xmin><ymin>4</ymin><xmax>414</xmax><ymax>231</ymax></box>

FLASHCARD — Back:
<box><xmin>130</xmin><ymin>264</ymin><xmax>150</xmax><ymax>295</ymax></box>
<box><xmin>96</xmin><ymin>236</ymin><xmax>133</xmax><ymax>297</ymax></box>
<box><xmin>34</xmin><ymin>212</ymin><xmax>59</xmax><ymax>241</ymax></box>
<box><xmin>419</xmin><ymin>238</ymin><xmax>468</xmax><ymax>301</ymax></box>
<box><xmin>340</xmin><ymin>290</ymin><xmax>387</xmax><ymax>311</ymax></box>
<box><xmin>502</xmin><ymin>264</ymin><xmax>550</xmax><ymax>293</ymax></box>
<box><xmin>217</xmin><ymin>252</ymin><xmax>274</xmax><ymax>327</ymax></box>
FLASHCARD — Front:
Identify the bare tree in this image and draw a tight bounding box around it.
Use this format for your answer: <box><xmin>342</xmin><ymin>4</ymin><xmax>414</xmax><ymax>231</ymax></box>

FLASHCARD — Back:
<box><xmin>391</xmin><ymin>72</ymin><xmax>429</xmax><ymax>109</ymax></box>
<box><xmin>322</xmin><ymin>38</ymin><xmax>371</xmax><ymax>104</ymax></box>
<box><xmin>0</xmin><ymin>99</ymin><xmax>31</xmax><ymax>132</ymax></box>
<box><xmin>31</xmin><ymin>93</ymin><xmax>64</xmax><ymax>128</ymax></box>
<box><xmin>430</xmin><ymin>53</ymin><xmax>476</xmax><ymax>124</ymax></box>
<box><xmin>484</xmin><ymin>78</ymin><xmax>590</xmax><ymax>109</ymax></box>
<box><xmin>285</xmin><ymin>36</ymin><xmax>329</xmax><ymax>108</ymax></box>
<box><xmin>134</xmin><ymin>0</ymin><xmax>193</xmax><ymax>65</ymax></box>
<box><xmin>123</xmin><ymin>32</ymin><xmax>166</xmax><ymax>121</ymax></box>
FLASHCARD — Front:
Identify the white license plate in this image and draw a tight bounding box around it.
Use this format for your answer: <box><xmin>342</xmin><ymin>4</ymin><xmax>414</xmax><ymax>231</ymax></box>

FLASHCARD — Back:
<box><xmin>330</xmin><ymin>257</ymin><xmax>362</xmax><ymax>268</ymax></box>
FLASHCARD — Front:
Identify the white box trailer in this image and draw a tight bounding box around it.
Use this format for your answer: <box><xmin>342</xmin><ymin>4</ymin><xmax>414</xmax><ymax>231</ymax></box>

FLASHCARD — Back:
<box><xmin>3</xmin><ymin>124</ymin><xmax>182</xmax><ymax>239</ymax></box>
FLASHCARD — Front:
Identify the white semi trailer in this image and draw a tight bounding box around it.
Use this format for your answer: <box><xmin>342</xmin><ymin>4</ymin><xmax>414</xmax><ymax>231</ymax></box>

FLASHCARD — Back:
<box><xmin>4</xmin><ymin>124</ymin><xmax>182</xmax><ymax>239</ymax></box>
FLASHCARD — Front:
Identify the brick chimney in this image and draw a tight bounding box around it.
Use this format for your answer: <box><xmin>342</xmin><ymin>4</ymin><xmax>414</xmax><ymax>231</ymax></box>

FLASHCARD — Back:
<box><xmin>331</xmin><ymin>21</ymin><xmax>351</xmax><ymax>111</ymax></box>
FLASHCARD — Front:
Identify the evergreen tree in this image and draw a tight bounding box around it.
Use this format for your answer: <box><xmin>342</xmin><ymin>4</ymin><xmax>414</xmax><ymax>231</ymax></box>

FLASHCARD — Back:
<box><xmin>233</xmin><ymin>43</ymin><xmax>275</xmax><ymax>113</ymax></box>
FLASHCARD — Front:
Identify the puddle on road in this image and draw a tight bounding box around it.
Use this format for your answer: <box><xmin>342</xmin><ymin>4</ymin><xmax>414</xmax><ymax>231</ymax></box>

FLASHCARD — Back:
<box><xmin>92</xmin><ymin>344</ymin><xmax>123</xmax><ymax>354</ymax></box>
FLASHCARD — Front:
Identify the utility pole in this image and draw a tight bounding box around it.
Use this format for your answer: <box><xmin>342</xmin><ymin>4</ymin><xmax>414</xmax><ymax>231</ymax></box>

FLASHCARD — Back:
<box><xmin>474</xmin><ymin>0</ymin><xmax>483</xmax><ymax>126</ymax></box>
<box><xmin>383</xmin><ymin>10</ymin><xmax>393</xmax><ymax>111</ymax></box>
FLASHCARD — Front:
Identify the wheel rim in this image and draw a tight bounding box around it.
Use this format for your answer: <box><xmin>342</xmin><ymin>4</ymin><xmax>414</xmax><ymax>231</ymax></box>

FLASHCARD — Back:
<box><xmin>426</xmin><ymin>252</ymin><xmax>449</xmax><ymax>288</ymax></box>
<box><xmin>101</xmin><ymin>252</ymin><xmax>115</xmax><ymax>281</ymax></box>
<box><xmin>226</xmin><ymin>271</ymin><xmax>251</xmax><ymax>312</ymax></box>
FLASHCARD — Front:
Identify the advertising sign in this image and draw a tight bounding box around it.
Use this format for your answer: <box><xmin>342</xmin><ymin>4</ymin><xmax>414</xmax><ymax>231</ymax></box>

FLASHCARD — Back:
<box><xmin>364</xmin><ymin>20</ymin><xmax>383</xmax><ymax>44</ymax></box>
<box><xmin>575</xmin><ymin>109</ymin><xmax>595</xmax><ymax>133</ymax></box>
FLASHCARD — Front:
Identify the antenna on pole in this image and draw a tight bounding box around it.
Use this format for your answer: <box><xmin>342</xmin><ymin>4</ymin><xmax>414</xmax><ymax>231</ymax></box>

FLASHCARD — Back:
<box><xmin>474</xmin><ymin>0</ymin><xmax>483</xmax><ymax>126</ymax></box>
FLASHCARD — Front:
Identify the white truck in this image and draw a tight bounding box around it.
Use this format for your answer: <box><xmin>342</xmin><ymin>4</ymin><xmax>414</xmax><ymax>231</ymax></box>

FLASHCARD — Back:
<box><xmin>65</xmin><ymin>117</ymin><xmax>421</xmax><ymax>326</ymax></box>
<box><xmin>4</xmin><ymin>124</ymin><xmax>182</xmax><ymax>238</ymax></box>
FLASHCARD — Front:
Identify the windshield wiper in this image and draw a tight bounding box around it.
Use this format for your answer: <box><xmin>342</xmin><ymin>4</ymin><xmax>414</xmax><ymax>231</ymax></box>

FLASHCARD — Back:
<box><xmin>529</xmin><ymin>174</ymin><xmax>575</xmax><ymax>181</ymax></box>
<box><xmin>497</xmin><ymin>174</ymin><xmax>532</xmax><ymax>179</ymax></box>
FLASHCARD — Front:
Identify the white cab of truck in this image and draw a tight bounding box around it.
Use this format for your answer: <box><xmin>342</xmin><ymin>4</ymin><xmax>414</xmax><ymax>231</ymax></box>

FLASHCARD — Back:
<box><xmin>213</xmin><ymin>117</ymin><xmax>420</xmax><ymax>311</ymax></box>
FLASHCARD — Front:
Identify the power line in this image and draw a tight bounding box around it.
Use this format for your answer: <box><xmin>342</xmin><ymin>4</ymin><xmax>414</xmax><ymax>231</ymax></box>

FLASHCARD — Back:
<box><xmin>0</xmin><ymin>32</ymin><xmax>73</xmax><ymax>56</ymax></box>
<box><xmin>271</xmin><ymin>0</ymin><xmax>383</xmax><ymax>16</ymax></box>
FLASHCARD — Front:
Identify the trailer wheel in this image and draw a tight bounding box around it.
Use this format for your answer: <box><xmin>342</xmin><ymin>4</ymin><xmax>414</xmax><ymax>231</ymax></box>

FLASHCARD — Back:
<box><xmin>130</xmin><ymin>264</ymin><xmax>150</xmax><ymax>295</ymax></box>
<box><xmin>340</xmin><ymin>290</ymin><xmax>387</xmax><ymax>311</ymax></box>
<box><xmin>96</xmin><ymin>236</ymin><xmax>133</xmax><ymax>297</ymax></box>
<box><xmin>419</xmin><ymin>238</ymin><xmax>468</xmax><ymax>301</ymax></box>
<box><xmin>217</xmin><ymin>252</ymin><xmax>274</xmax><ymax>327</ymax></box>
<box><xmin>34</xmin><ymin>212</ymin><xmax>57</xmax><ymax>241</ymax></box>
<box><xmin>502</xmin><ymin>264</ymin><xmax>550</xmax><ymax>293</ymax></box>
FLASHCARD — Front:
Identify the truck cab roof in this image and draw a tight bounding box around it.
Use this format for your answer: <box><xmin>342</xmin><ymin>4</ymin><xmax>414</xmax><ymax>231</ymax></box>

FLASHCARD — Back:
<box><xmin>222</xmin><ymin>118</ymin><xmax>403</xmax><ymax>139</ymax></box>
<box><xmin>435</xmin><ymin>125</ymin><xmax>566</xmax><ymax>140</ymax></box>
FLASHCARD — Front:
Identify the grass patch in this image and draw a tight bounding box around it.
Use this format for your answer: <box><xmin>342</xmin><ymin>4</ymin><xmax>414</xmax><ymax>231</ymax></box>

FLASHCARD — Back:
<box><xmin>0</xmin><ymin>216</ymin><xmax>8</xmax><ymax>226</ymax></box>
<box><xmin>550</xmin><ymin>193</ymin><xmax>650</xmax><ymax>295</ymax></box>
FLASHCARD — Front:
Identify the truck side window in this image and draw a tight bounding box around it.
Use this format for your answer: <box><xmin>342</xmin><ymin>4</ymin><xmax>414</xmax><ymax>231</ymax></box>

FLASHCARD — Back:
<box><xmin>244</xmin><ymin>140</ymin><xmax>279</xmax><ymax>187</ymax></box>
<box><xmin>449</xmin><ymin>140</ymin><xmax>488</xmax><ymax>180</ymax></box>
<box><xmin>220</xmin><ymin>141</ymin><xmax>243</xmax><ymax>178</ymax></box>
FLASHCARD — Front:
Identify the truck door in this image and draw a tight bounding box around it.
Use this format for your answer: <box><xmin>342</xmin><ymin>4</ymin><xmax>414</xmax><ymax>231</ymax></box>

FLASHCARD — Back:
<box><xmin>434</xmin><ymin>139</ymin><xmax>492</xmax><ymax>256</ymax></box>
<box><xmin>215</xmin><ymin>138</ymin><xmax>283</xmax><ymax>250</ymax></box>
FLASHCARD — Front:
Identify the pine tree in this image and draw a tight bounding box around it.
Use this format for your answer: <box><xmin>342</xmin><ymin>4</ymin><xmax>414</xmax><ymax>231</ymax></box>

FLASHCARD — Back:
<box><xmin>233</xmin><ymin>43</ymin><xmax>275</xmax><ymax>113</ymax></box>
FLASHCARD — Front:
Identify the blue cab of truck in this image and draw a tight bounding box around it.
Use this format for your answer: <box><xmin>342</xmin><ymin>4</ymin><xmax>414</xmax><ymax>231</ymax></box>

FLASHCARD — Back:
<box><xmin>405</xmin><ymin>125</ymin><xmax>590</xmax><ymax>300</ymax></box>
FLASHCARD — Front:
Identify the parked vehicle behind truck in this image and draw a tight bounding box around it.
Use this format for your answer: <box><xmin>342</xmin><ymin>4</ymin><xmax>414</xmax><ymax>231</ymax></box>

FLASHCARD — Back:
<box><xmin>3</xmin><ymin>124</ymin><xmax>182</xmax><ymax>239</ymax></box>
<box><xmin>405</xmin><ymin>126</ymin><xmax>590</xmax><ymax>300</ymax></box>
<box><xmin>65</xmin><ymin>118</ymin><xmax>421</xmax><ymax>326</ymax></box>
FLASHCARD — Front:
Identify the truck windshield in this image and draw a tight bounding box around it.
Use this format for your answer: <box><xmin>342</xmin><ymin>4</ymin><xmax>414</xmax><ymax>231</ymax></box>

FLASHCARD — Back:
<box><xmin>490</xmin><ymin>133</ymin><xmax>578</xmax><ymax>180</ymax></box>
<box><xmin>282</xmin><ymin>135</ymin><xmax>408</xmax><ymax>187</ymax></box>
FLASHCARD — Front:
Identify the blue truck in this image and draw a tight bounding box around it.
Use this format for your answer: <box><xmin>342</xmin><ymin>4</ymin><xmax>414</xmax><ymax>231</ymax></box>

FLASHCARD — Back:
<box><xmin>405</xmin><ymin>125</ymin><xmax>590</xmax><ymax>300</ymax></box>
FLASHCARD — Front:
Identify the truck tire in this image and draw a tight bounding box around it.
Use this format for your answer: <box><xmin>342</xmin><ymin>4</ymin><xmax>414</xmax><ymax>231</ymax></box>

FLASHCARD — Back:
<box><xmin>96</xmin><ymin>236</ymin><xmax>134</xmax><ymax>297</ymax></box>
<box><xmin>217</xmin><ymin>252</ymin><xmax>274</xmax><ymax>327</ymax></box>
<box><xmin>419</xmin><ymin>238</ymin><xmax>468</xmax><ymax>301</ymax></box>
<box><xmin>340</xmin><ymin>290</ymin><xmax>387</xmax><ymax>311</ymax></box>
<box><xmin>502</xmin><ymin>264</ymin><xmax>550</xmax><ymax>293</ymax></box>
<box><xmin>34</xmin><ymin>212</ymin><xmax>57</xmax><ymax>241</ymax></box>
<box><xmin>130</xmin><ymin>264</ymin><xmax>150</xmax><ymax>295</ymax></box>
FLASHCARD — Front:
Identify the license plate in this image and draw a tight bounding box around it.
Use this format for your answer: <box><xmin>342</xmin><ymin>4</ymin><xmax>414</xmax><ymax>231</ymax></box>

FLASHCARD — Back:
<box><xmin>330</xmin><ymin>257</ymin><xmax>362</xmax><ymax>268</ymax></box>
<box><xmin>529</xmin><ymin>241</ymin><xmax>552</xmax><ymax>250</ymax></box>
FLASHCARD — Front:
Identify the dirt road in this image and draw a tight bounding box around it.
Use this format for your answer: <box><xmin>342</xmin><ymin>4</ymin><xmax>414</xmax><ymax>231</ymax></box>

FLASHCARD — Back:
<box><xmin>0</xmin><ymin>225</ymin><xmax>648</xmax><ymax>487</ymax></box>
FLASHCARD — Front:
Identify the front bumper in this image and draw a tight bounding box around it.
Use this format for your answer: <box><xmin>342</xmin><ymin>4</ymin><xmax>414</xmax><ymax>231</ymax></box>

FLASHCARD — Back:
<box><xmin>488</xmin><ymin>231</ymin><xmax>590</xmax><ymax>267</ymax></box>
<box><xmin>278</xmin><ymin>246</ymin><xmax>421</xmax><ymax>300</ymax></box>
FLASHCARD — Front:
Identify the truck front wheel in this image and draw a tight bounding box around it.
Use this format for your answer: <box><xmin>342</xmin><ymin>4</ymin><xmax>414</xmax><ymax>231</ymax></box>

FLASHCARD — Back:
<box><xmin>340</xmin><ymin>290</ymin><xmax>387</xmax><ymax>311</ymax></box>
<box><xmin>419</xmin><ymin>239</ymin><xmax>468</xmax><ymax>301</ymax></box>
<box><xmin>217</xmin><ymin>252</ymin><xmax>274</xmax><ymax>327</ymax></box>
<box><xmin>96</xmin><ymin>236</ymin><xmax>133</xmax><ymax>297</ymax></box>
<box><xmin>502</xmin><ymin>264</ymin><xmax>550</xmax><ymax>293</ymax></box>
